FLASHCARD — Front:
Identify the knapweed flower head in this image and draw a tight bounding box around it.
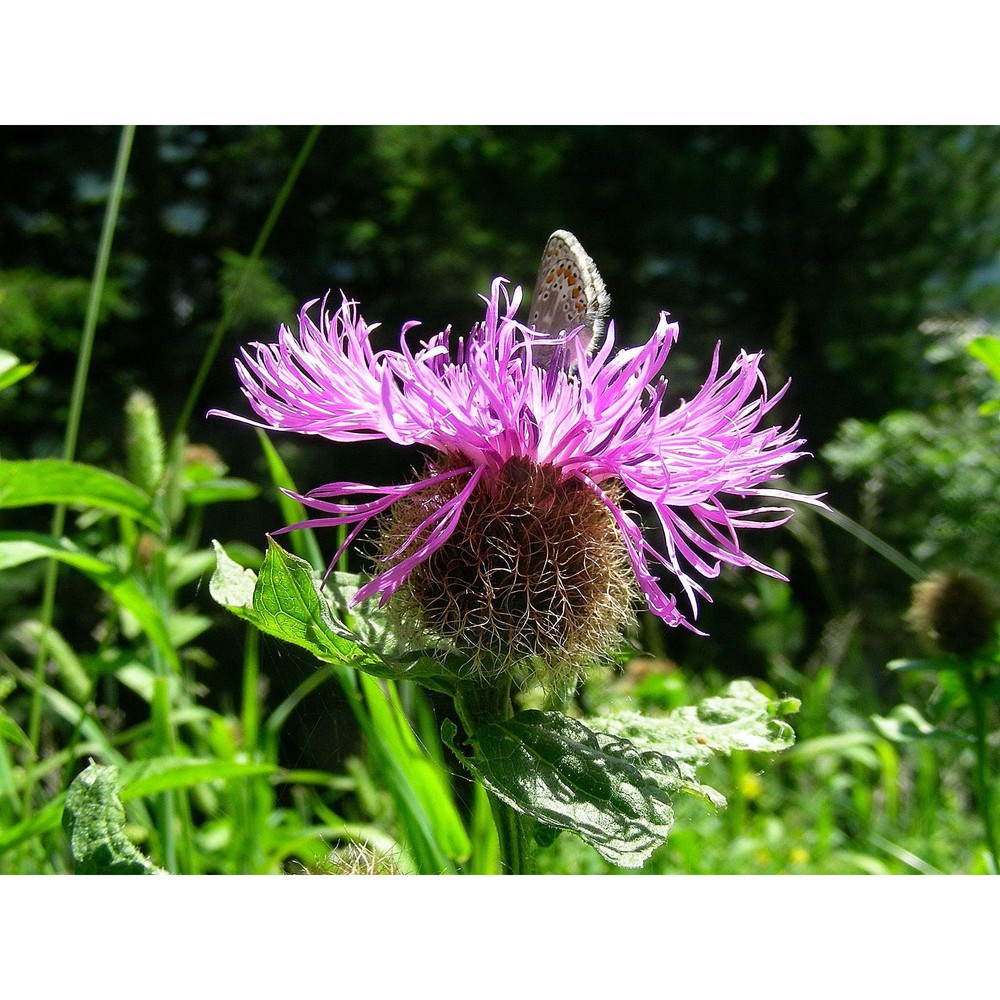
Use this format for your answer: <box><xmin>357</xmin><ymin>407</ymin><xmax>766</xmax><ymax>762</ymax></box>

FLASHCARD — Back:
<box><xmin>213</xmin><ymin>278</ymin><xmax>813</xmax><ymax>680</ymax></box>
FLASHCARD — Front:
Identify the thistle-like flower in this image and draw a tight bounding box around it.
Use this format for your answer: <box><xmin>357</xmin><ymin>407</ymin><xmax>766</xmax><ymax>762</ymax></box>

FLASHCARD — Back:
<box><xmin>908</xmin><ymin>569</ymin><xmax>999</xmax><ymax>657</ymax></box>
<box><xmin>213</xmin><ymin>276</ymin><xmax>813</xmax><ymax>676</ymax></box>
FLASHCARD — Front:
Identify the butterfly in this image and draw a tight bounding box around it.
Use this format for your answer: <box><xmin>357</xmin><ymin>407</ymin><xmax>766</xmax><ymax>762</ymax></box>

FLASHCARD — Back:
<box><xmin>528</xmin><ymin>229</ymin><xmax>610</xmax><ymax>369</ymax></box>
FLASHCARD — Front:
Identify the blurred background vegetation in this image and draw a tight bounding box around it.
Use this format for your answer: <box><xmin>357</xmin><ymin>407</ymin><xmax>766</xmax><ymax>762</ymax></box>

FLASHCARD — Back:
<box><xmin>3</xmin><ymin>125</ymin><xmax>999</xmax><ymax>873</ymax></box>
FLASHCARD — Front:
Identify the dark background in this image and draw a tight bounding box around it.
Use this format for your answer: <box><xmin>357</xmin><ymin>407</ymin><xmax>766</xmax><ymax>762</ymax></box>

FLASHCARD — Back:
<box><xmin>4</xmin><ymin>124</ymin><xmax>999</xmax><ymax>689</ymax></box>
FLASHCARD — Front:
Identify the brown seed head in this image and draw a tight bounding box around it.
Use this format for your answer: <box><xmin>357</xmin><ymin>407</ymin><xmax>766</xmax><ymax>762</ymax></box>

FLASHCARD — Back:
<box><xmin>907</xmin><ymin>569</ymin><xmax>999</xmax><ymax>658</ymax></box>
<box><xmin>377</xmin><ymin>455</ymin><xmax>637</xmax><ymax>687</ymax></box>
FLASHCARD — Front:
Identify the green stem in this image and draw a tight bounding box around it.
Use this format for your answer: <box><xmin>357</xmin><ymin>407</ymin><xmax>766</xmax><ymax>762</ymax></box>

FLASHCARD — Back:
<box><xmin>961</xmin><ymin>667</ymin><xmax>999</xmax><ymax>872</ymax></box>
<box><xmin>22</xmin><ymin>125</ymin><xmax>135</xmax><ymax>818</ymax></box>
<box><xmin>169</xmin><ymin>124</ymin><xmax>323</xmax><ymax>448</ymax></box>
<box><xmin>487</xmin><ymin>793</ymin><xmax>533</xmax><ymax>875</ymax></box>
<box><xmin>454</xmin><ymin>677</ymin><xmax>535</xmax><ymax>875</ymax></box>
<box><xmin>813</xmin><ymin>502</ymin><xmax>924</xmax><ymax>581</ymax></box>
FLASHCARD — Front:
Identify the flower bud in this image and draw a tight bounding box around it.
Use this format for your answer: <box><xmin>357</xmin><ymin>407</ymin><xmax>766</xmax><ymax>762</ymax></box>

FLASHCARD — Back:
<box><xmin>908</xmin><ymin>569</ymin><xmax>999</xmax><ymax>657</ymax></box>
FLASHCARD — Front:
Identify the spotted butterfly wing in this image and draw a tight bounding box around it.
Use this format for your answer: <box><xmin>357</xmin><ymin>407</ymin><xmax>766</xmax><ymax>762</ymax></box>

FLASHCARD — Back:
<box><xmin>529</xmin><ymin>229</ymin><xmax>610</xmax><ymax>368</ymax></box>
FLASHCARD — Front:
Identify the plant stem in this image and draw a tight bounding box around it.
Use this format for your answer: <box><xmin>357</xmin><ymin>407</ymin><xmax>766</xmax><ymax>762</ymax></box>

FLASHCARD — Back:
<box><xmin>487</xmin><ymin>793</ymin><xmax>533</xmax><ymax>875</ymax></box>
<box><xmin>22</xmin><ymin>125</ymin><xmax>135</xmax><ymax>819</ymax></box>
<box><xmin>961</xmin><ymin>667</ymin><xmax>999</xmax><ymax>872</ymax></box>
<box><xmin>454</xmin><ymin>677</ymin><xmax>535</xmax><ymax>875</ymax></box>
<box><xmin>169</xmin><ymin>125</ymin><xmax>323</xmax><ymax>449</ymax></box>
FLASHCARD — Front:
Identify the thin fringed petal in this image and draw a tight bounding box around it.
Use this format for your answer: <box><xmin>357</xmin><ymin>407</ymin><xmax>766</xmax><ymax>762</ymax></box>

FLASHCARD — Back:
<box><xmin>217</xmin><ymin>276</ymin><xmax>822</xmax><ymax>632</ymax></box>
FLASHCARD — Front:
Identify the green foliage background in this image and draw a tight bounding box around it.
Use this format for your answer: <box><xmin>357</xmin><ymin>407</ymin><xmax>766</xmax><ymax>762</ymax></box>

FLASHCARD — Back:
<box><xmin>2</xmin><ymin>125</ymin><xmax>1000</xmax><ymax>873</ymax></box>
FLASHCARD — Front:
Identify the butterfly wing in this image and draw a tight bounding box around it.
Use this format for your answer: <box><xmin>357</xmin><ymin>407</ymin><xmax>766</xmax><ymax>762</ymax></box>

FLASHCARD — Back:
<box><xmin>528</xmin><ymin>229</ymin><xmax>610</xmax><ymax>367</ymax></box>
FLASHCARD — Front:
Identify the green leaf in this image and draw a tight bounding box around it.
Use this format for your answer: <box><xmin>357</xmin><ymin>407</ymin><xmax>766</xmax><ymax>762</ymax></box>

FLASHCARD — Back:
<box><xmin>0</xmin><ymin>459</ymin><xmax>162</xmax><ymax>532</ymax></box>
<box><xmin>62</xmin><ymin>762</ymin><xmax>166</xmax><ymax>874</ymax></box>
<box><xmin>211</xmin><ymin>538</ymin><xmax>361</xmax><ymax>658</ymax></box>
<box><xmin>10</xmin><ymin>620</ymin><xmax>91</xmax><ymax>702</ymax></box>
<box><xmin>210</xmin><ymin>539</ymin><xmax>458</xmax><ymax>690</ymax></box>
<box><xmin>785</xmin><ymin>730</ymin><xmax>879</xmax><ymax>765</ymax></box>
<box><xmin>254</xmin><ymin>429</ymin><xmax>324</xmax><ymax>568</ymax></box>
<box><xmin>445</xmin><ymin>711</ymin><xmax>688</xmax><ymax>869</ymax></box>
<box><xmin>968</xmin><ymin>335</ymin><xmax>1000</xmax><ymax>383</ymax></box>
<box><xmin>357</xmin><ymin>673</ymin><xmax>470</xmax><ymax>869</ymax></box>
<box><xmin>210</xmin><ymin>539</ymin><xmax>258</xmax><ymax>607</ymax></box>
<box><xmin>886</xmin><ymin>657</ymin><xmax>953</xmax><ymax>674</ymax></box>
<box><xmin>0</xmin><ymin>349</ymin><xmax>36</xmax><ymax>392</ymax></box>
<box><xmin>0</xmin><ymin>707</ymin><xmax>30</xmax><ymax>750</ymax></box>
<box><xmin>119</xmin><ymin>757</ymin><xmax>278</xmax><ymax>800</ymax></box>
<box><xmin>185</xmin><ymin>477</ymin><xmax>260</xmax><ymax>506</ymax></box>
<box><xmin>445</xmin><ymin>681</ymin><xmax>800</xmax><ymax>868</ymax></box>
<box><xmin>0</xmin><ymin>798</ymin><xmax>66</xmax><ymax>856</ymax></box>
<box><xmin>871</xmin><ymin>704</ymin><xmax>972</xmax><ymax>745</ymax></box>
<box><xmin>0</xmin><ymin>532</ymin><xmax>180</xmax><ymax>672</ymax></box>
<box><xmin>587</xmin><ymin>680</ymin><xmax>798</xmax><ymax>767</ymax></box>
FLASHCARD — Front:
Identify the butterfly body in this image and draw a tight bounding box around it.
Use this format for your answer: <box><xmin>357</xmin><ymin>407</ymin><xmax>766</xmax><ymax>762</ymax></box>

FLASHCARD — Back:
<box><xmin>529</xmin><ymin>229</ymin><xmax>610</xmax><ymax>366</ymax></box>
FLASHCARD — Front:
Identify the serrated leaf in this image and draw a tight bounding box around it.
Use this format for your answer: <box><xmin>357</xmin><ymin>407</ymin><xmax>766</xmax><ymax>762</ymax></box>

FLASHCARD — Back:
<box><xmin>0</xmin><ymin>459</ymin><xmax>162</xmax><ymax>532</ymax></box>
<box><xmin>210</xmin><ymin>539</ymin><xmax>458</xmax><ymax>690</ymax></box>
<box><xmin>445</xmin><ymin>711</ymin><xmax>688</xmax><ymax>869</ymax></box>
<box><xmin>209</xmin><ymin>539</ymin><xmax>258</xmax><ymax>607</ymax></box>
<box><xmin>63</xmin><ymin>762</ymin><xmax>165</xmax><ymax>875</ymax></box>
<box><xmin>587</xmin><ymin>679</ymin><xmax>797</xmax><ymax>767</ymax></box>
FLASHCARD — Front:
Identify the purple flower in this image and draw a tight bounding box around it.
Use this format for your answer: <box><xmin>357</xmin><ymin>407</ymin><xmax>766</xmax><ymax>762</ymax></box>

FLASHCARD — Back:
<box><xmin>213</xmin><ymin>278</ymin><xmax>814</xmax><ymax>657</ymax></box>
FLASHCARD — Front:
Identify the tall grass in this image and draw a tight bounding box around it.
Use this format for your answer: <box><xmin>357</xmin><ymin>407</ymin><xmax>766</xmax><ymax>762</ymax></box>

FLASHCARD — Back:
<box><xmin>0</xmin><ymin>127</ymin><xmax>995</xmax><ymax>874</ymax></box>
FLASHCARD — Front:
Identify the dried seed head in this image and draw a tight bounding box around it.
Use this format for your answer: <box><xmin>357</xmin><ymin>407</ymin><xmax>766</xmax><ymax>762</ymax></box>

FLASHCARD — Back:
<box><xmin>907</xmin><ymin>569</ymin><xmax>999</xmax><ymax>657</ymax></box>
<box><xmin>377</xmin><ymin>456</ymin><xmax>637</xmax><ymax>687</ymax></box>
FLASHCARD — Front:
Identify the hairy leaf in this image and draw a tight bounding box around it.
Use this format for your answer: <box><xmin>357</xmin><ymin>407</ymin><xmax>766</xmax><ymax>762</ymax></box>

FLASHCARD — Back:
<box><xmin>447</xmin><ymin>681</ymin><xmax>799</xmax><ymax>868</ymax></box>
<box><xmin>587</xmin><ymin>679</ymin><xmax>798</xmax><ymax>766</ymax></box>
<box><xmin>445</xmin><ymin>711</ymin><xmax>689</xmax><ymax>868</ymax></box>
<box><xmin>210</xmin><ymin>539</ymin><xmax>458</xmax><ymax>689</ymax></box>
<box><xmin>63</xmin><ymin>762</ymin><xmax>165</xmax><ymax>875</ymax></box>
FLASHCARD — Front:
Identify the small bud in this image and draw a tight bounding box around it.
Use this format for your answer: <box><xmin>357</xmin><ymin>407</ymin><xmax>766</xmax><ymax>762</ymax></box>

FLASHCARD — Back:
<box><xmin>184</xmin><ymin>443</ymin><xmax>227</xmax><ymax>477</ymax></box>
<box><xmin>907</xmin><ymin>569</ymin><xmax>999</xmax><ymax>657</ymax></box>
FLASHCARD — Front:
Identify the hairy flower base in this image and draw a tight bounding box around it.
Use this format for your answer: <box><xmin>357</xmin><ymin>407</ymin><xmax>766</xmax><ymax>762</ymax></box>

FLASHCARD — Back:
<box><xmin>377</xmin><ymin>455</ymin><xmax>638</xmax><ymax>682</ymax></box>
